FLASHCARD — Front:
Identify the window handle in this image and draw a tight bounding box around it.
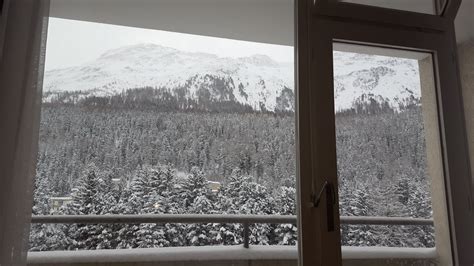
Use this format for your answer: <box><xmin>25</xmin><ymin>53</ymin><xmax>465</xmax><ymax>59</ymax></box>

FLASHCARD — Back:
<box><xmin>312</xmin><ymin>180</ymin><xmax>336</xmax><ymax>232</ymax></box>
<box><xmin>312</xmin><ymin>180</ymin><xmax>328</xmax><ymax>208</ymax></box>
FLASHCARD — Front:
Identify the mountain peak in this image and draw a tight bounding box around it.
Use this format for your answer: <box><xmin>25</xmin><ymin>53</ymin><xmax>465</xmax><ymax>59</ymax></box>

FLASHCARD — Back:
<box><xmin>238</xmin><ymin>54</ymin><xmax>278</xmax><ymax>67</ymax></box>
<box><xmin>98</xmin><ymin>43</ymin><xmax>178</xmax><ymax>59</ymax></box>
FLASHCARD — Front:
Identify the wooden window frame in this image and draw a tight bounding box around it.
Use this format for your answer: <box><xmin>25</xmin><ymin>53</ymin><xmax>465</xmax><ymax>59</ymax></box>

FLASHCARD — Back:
<box><xmin>296</xmin><ymin>0</ymin><xmax>471</xmax><ymax>265</ymax></box>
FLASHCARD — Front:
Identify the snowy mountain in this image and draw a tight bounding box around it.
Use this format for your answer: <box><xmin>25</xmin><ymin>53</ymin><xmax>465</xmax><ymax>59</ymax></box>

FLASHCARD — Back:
<box><xmin>43</xmin><ymin>43</ymin><xmax>421</xmax><ymax>112</ymax></box>
<box><xmin>333</xmin><ymin>52</ymin><xmax>421</xmax><ymax>112</ymax></box>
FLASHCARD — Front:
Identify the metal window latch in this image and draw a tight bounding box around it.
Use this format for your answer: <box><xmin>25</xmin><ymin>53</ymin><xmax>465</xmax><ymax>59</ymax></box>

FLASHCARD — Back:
<box><xmin>312</xmin><ymin>180</ymin><xmax>328</xmax><ymax>208</ymax></box>
<box><xmin>311</xmin><ymin>180</ymin><xmax>336</xmax><ymax>232</ymax></box>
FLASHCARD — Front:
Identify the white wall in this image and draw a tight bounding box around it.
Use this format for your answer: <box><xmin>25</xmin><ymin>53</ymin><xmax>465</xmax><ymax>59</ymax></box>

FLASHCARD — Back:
<box><xmin>455</xmin><ymin>0</ymin><xmax>474</xmax><ymax>44</ymax></box>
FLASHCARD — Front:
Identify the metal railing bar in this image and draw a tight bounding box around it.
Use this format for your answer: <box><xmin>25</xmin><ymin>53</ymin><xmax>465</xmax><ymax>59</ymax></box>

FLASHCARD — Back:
<box><xmin>30</xmin><ymin>214</ymin><xmax>296</xmax><ymax>224</ymax></box>
<box><xmin>243</xmin><ymin>222</ymin><xmax>250</xmax><ymax>248</ymax></box>
<box><xmin>341</xmin><ymin>216</ymin><xmax>434</xmax><ymax>226</ymax></box>
<box><xmin>30</xmin><ymin>214</ymin><xmax>434</xmax><ymax>226</ymax></box>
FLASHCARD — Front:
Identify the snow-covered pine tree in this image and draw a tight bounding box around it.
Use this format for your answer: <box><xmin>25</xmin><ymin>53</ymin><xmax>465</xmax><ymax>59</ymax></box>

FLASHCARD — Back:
<box><xmin>404</xmin><ymin>181</ymin><xmax>435</xmax><ymax>247</ymax></box>
<box><xmin>396</xmin><ymin>174</ymin><xmax>410</xmax><ymax>206</ymax></box>
<box><xmin>29</xmin><ymin>171</ymin><xmax>70</xmax><ymax>251</ymax></box>
<box><xmin>136</xmin><ymin>166</ymin><xmax>173</xmax><ymax>248</ymax></box>
<box><xmin>129</xmin><ymin>168</ymin><xmax>150</xmax><ymax>212</ymax></box>
<box><xmin>219</xmin><ymin>169</ymin><xmax>274</xmax><ymax>245</ymax></box>
<box><xmin>180</xmin><ymin>167</ymin><xmax>216</xmax><ymax>246</ymax></box>
<box><xmin>162</xmin><ymin>166</ymin><xmax>187</xmax><ymax>247</ymax></box>
<box><xmin>114</xmin><ymin>167</ymin><xmax>150</xmax><ymax>248</ymax></box>
<box><xmin>95</xmin><ymin>172</ymin><xmax>122</xmax><ymax>249</ymax></box>
<box><xmin>115</xmin><ymin>182</ymin><xmax>139</xmax><ymax>249</ymax></box>
<box><xmin>274</xmin><ymin>185</ymin><xmax>297</xmax><ymax>245</ymax></box>
<box><xmin>368</xmin><ymin>179</ymin><xmax>411</xmax><ymax>247</ymax></box>
<box><xmin>342</xmin><ymin>186</ymin><xmax>377</xmax><ymax>246</ymax></box>
<box><xmin>214</xmin><ymin>186</ymin><xmax>240</xmax><ymax>246</ymax></box>
<box><xmin>28</xmin><ymin>223</ymin><xmax>69</xmax><ymax>251</ymax></box>
<box><xmin>31</xmin><ymin>169</ymin><xmax>50</xmax><ymax>215</ymax></box>
<box><xmin>67</xmin><ymin>164</ymin><xmax>117</xmax><ymax>250</ymax></box>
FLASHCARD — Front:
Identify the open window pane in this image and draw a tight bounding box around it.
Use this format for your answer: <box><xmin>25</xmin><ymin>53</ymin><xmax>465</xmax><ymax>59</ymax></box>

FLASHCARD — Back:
<box><xmin>333</xmin><ymin>43</ymin><xmax>451</xmax><ymax>258</ymax></box>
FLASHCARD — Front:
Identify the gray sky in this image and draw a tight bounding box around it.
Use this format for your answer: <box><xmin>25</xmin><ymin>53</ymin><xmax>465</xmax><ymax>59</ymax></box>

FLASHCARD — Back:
<box><xmin>45</xmin><ymin>18</ymin><xmax>294</xmax><ymax>71</ymax></box>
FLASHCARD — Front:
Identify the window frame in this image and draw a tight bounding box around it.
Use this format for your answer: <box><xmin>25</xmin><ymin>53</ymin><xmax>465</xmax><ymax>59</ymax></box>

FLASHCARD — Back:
<box><xmin>296</xmin><ymin>0</ymin><xmax>472</xmax><ymax>265</ymax></box>
<box><xmin>312</xmin><ymin>0</ymin><xmax>461</xmax><ymax>30</ymax></box>
<box><xmin>0</xmin><ymin>0</ymin><xmax>470</xmax><ymax>264</ymax></box>
<box><xmin>0</xmin><ymin>0</ymin><xmax>9</xmax><ymax>61</ymax></box>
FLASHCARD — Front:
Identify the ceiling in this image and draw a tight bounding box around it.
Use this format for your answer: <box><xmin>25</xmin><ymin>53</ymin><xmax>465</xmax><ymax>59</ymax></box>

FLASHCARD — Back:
<box><xmin>50</xmin><ymin>0</ymin><xmax>473</xmax><ymax>46</ymax></box>
<box><xmin>49</xmin><ymin>0</ymin><xmax>294</xmax><ymax>46</ymax></box>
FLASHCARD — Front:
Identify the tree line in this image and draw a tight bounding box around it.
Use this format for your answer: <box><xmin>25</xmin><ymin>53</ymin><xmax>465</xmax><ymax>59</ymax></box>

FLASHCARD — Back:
<box><xmin>30</xmin><ymin>99</ymin><xmax>434</xmax><ymax>250</ymax></box>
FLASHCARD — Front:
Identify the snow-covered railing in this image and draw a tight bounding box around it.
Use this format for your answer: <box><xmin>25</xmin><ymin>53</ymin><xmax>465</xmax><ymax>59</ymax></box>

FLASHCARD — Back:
<box><xmin>30</xmin><ymin>214</ymin><xmax>433</xmax><ymax>249</ymax></box>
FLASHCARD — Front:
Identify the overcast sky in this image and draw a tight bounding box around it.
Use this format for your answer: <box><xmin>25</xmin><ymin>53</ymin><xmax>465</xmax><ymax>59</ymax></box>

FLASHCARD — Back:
<box><xmin>45</xmin><ymin>18</ymin><xmax>294</xmax><ymax>71</ymax></box>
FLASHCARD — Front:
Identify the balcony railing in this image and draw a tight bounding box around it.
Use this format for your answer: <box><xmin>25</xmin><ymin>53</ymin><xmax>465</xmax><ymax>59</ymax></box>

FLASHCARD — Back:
<box><xmin>30</xmin><ymin>214</ymin><xmax>433</xmax><ymax>249</ymax></box>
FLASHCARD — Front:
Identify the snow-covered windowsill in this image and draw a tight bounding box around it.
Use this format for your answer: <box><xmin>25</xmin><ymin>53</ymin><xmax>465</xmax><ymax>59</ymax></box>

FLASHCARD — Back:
<box><xmin>27</xmin><ymin>245</ymin><xmax>437</xmax><ymax>264</ymax></box>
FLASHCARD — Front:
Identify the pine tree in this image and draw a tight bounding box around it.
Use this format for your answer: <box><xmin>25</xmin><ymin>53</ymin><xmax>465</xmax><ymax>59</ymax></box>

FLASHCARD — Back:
<box><xmin>180</xmin><ymin>167</ymin><xmax>215</xmax><ymax>246</ymax></box>
<box><xmin>342</xmin><ymin>186</ymin><xmax>377</xmax><ymax>246</ymax></box>
<box><xmin>274</xmin><ymin>186</ymin><xmax>297</xmax><ymax>245</ymax></box>
<box><xmin>29</xmin><ymin>224</ymin><xmax>69</xmax><ymax>251</ymax></box>
<box><xmin>136</xmin><ymin>166</ymin><xmax>174</xmax><ymax>248</ymax></box>
<box><xmin>396</xmin><ymin>174</ymin><xmax>410</xmax><ymax>206</ymax></box>
<box><xmin>115</xmin><ymin>184</ymin><xmax>139</xmax><ymax>249</ymax></box>
<box><xmin>219</xmin><ymin>169</ymin><xmax>273</xmax><ymax>245</ymax></box>
<box><xmin>31</xmin><ymin>170</ymin><xmax>50</xmax><ymax>215</ymax></box>
<box><xmin>67</xmin><ymin>164</ymin><xmax>117</xmax><ymax>249</ymax></box>
<box><xmin>95</xmin><ymin>172</ymin><xmax>122</xmax><ymax>249</ymax></box>
<box><xmin>30</xmin><ymin>171</ymin><xmax>70</xmax><ymax>251</ymax></box>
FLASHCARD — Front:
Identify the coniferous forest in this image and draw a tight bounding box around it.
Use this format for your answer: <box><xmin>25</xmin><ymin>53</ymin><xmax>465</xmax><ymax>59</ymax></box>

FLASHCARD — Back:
<box><xmin>29</xmin><ymin>95</ymin><xmax>434</xmax><ymax>251</ymax></box>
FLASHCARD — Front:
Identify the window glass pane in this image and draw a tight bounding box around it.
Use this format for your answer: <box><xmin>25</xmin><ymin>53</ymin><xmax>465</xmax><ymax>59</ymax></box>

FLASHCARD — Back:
<box><xmin>30</xmin><ymin>16</ymin><xmax>296</xmax><ymax>251</ymax></box>
<box><xmin>333</xmin><ymin>43</ymin><xmax>450</xmax><ymax>252</ymax></box>
<box><xmin>336</xmin><ymin>0</ymin><xmax>447</xmax><ymax>15</ymax></box>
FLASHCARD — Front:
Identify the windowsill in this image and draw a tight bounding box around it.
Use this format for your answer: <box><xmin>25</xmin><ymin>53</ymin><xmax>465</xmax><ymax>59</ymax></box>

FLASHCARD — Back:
<box><xmin>27</xmin><ymin>245</ymin><xmax>437</xmax><ymax>264</ymax></box>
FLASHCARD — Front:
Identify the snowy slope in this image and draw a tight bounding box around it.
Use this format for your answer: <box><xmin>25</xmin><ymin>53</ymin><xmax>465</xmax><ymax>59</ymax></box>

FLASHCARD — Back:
<box><xmin>333</xmin><ymin>51</ymin><xmax>421</xmax><ymax>112</ymax></box>
<box><xmin>43</xmin><ymin>43</ymin><xmax>421</xmax><ymax>112</ymax></box>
